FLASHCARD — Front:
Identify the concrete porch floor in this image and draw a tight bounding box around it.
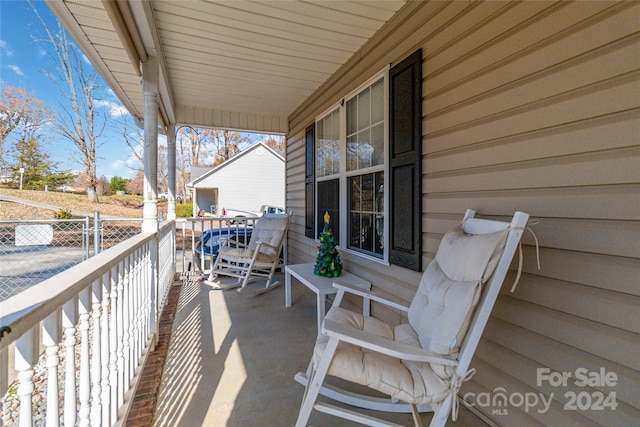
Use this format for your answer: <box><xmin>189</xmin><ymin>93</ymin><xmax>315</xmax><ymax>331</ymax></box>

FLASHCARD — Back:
<box><xmin>149</xmin><ymin>270</ymin><xmax>488</xmax><ymax>427</ymax></box>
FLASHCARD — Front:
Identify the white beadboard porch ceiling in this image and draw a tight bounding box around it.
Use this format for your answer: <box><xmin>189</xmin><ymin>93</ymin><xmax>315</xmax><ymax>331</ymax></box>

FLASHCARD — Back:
<box><xmin>46</xmin><ymin>0</ymin><xmax>407</xmax><ymax>134</ymax></box>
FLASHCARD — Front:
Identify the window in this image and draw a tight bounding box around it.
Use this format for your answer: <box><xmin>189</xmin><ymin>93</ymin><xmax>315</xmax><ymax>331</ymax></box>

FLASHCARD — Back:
<box><xmin>316</xmin><ymin>75</ymin><xmax>387</xmax><ymax>260</ymax></box>
<box><xmin>312</xmin><ymin>49</ymin><xmax>422</xmax><ymax>269</ymax></box>
<box><xmin>348</xmin><ymin>172</ymin><xmax>384</xmax><ymax>256</ymax></box>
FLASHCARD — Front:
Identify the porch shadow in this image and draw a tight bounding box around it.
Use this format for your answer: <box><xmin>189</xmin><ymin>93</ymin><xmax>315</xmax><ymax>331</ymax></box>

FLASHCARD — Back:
<box><xmin>153</xmin><ymin>274</ymin><xmax>320</xmax><ymax>426</ymax></box>
<box><xmin>152</xmin><ymin>274</ymin><xmax>488</xmax><ymax>426</ymax></box>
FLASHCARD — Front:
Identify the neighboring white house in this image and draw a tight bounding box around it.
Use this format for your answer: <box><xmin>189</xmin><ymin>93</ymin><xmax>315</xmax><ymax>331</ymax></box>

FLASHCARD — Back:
<box><xmin>187</xmin><ymin>141</ymin><xmax>285</xmax><ymax>217</ymax></box>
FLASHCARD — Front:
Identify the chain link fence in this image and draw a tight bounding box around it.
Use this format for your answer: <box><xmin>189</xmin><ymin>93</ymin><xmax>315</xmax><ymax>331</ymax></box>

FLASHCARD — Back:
<box><xmin>100</xmin><ymin>218</ymin><xmax>145</xmax><ymax>250</ymax></box>
<box><xmin>0</xmin><ymin>214</ymin><xmax>143</xmax><ymax>302</ymax></box>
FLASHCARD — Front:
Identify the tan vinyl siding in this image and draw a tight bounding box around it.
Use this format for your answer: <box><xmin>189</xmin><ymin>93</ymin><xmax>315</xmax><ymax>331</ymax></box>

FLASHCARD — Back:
<box><xmin>286</xmin><ymin>1</ymin><xmax>639</xmax><ymax>425</ymax></box>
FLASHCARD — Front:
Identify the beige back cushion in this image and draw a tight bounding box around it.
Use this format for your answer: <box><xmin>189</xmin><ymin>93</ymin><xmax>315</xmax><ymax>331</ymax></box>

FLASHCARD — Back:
<box><xmin>408</xmin><ymin>227</ymin><xmax>508</xmax><ymax>355</ymax></box>
<box><xmin>248</xmin><ymin>215</ymin><xmax>289</xmax><ymax>258</ymax></box>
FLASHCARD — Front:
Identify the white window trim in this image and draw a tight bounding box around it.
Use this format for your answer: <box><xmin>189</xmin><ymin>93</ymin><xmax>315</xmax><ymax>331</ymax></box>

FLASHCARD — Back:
<box><xmin>314</xmin><ymin>67</ymin><xmax>390</xmax><ymax>264</ymax></box>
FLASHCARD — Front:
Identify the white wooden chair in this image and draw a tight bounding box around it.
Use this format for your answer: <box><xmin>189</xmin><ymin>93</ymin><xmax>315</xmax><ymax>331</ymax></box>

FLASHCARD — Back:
<box><xmin>205</xmin><ymin>212</ymin><xmax>290</xmax><ymax>293</ymax></box>
<box><xmin>295</xmin><ymin>209</ymin><xmax>530</xmax><ymax>427</ymax></box>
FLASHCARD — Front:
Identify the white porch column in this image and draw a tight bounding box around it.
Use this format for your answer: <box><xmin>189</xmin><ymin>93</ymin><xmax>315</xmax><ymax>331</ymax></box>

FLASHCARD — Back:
<box><xmin>192</xmin><ymin>187</ymin><xmax>198</xmax><ymax>217</ymax></box>
<box><xmin>167</xmin><ymin>123</ymin><xmax>177</xmax><ymax>220</ymax></box>
<box><xmin>142</xmin><ymin>56</ymin><xmax>159</xmax><ymax>233</ymax></box>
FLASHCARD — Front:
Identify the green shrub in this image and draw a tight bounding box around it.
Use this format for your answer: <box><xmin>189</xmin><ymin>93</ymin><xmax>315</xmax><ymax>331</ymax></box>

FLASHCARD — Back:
<box><xmin>54</xmin><ymin>208</ymin><xmax>73</xmax><ymax>219</ymax></box>
<box><xmin>175</xmin><ymin>203</ymin><xmax>193</xmax><ymax>218</ymax></box>
<box><xmin>110</xmin><ymin>176</ymin><xmax>129</xmax><ymax>192</ymax></box>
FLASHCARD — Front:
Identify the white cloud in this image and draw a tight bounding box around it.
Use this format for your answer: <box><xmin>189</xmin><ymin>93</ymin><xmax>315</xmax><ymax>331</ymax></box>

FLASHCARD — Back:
<box><xmin>94</xmin><ymin>99</ymin><xmax>128</xmax><ymax>117</ymax></box>
<box><xmin>126</xmin><ymin>157</ymin><xmax>142</xmax><ymax>169</ymax></box>
<box><xmin>8</xmin><ymin>64</ymin><xmax>23</xmax><ymax>76</ymax></box>
<box><xmin>110</xmin><ymin>159</ymin><xmax>126</xmax><ymax>170</ymax></box>
<box><xmin>0</xmin><ymin>40</ymin><xmax>13</xmax><ymax>57</ymax></box>
<box><xmin>111</xmin><ymin>104</ymin><xmax>128</xmax><ymax>117</ymax></box>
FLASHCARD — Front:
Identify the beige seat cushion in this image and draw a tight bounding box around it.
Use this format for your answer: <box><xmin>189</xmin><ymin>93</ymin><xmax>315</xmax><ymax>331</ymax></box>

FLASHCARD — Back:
<box><xmin>218</xmin><ymin>246</ymin><xmax>274</xmax><ymax>263</ymax></box>
<box><xmin>314</xmin><ymin>307</ymin><xmax>450</xmax><ymax>405</ymax></box>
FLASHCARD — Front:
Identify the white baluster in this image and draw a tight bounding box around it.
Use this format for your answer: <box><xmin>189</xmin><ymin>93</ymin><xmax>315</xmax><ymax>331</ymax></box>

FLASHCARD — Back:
<box><xmin>139</xmin><ymin>247</ymin><xmax>147</xmax><ymax>355</ymax></box>
<box><xmin>101</xmin><ymin>270</ymin><xmax>112</xmax><ymax>426</ymax></box>
<box><xmin>132</xmin><ymin>249</ymin><xmax>141</xmax><ymax>366</ymax></box>
<box><xmin>139</xmin><ymin>247</ymin><xmax>146</xmax><ymax>353</ymax></box>
<box><xmin>15</xmin><ymin>327</ymin><xmax>37</xmax><ymax>427</ymax></box>
<box><xmin>122</xmin><ymin>255</ymin><xmax>131</xmax><ymax>395</ymax></box>
<box><xmin>17</xmin><ymin>369</ymin><xmax>35</xmax><ymax>427</ymax></box>
<box><xmin>149</xmin><ymin>240</ymin><xmax>159</xmax><ymax>346</ymax></box>
<box><xmin>62</xmin><ymin>299</ymin><xmax>78</xmax><ymax>427</ymax></box>
<box><xmin>78</xmin><ymin>288</ymin><xmax>91</xmax><ymax>426</ymax></box>
<box><xmin>147</xmin><ymin>242</ymin><xmax>154</xmax><ymax>342</ymax></box>
<box><xmin>110</xmin><ymin>264</ymin><xmax>120</xmax><ymax>420</ymax></box>
<box><xmin>43</xmin><ymin>311</ymin><xmax>62</xmax><ymax>427</ymax></box>
<box><xmin>142</xmin><ymin>246</ymin><xmax>148</xmax><ymax>351</ymax></box>
<box><xmin>130</xmin><ymin>250</ymin><xmax>138</xmax><ymax>377</ymax></box>
<box><xmin>116</xmin><ymin>259</ymin><xmax>125</xmax><ymax>409</ymax></box>
<box><xmin>91</xmin><ymin>279</ymin><xmax>103</xmax><ymax>426</ymax></box>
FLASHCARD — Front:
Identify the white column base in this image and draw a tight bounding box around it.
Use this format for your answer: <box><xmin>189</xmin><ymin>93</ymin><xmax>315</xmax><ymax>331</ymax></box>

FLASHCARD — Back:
<box><xmin>142</xmin><ymin>200</ymin><xmax>159</xmax><ymax>233</ymax></box>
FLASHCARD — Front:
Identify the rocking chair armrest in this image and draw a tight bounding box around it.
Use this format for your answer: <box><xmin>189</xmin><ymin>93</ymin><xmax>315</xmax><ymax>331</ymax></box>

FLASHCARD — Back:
<box><xmin>322</xmin><ymin>318</ymin><xmax>458</xmax><ymax>366</ymax></box>
<box><xmin>332</xmin><ymin>281</ymin><xmax>409</xmax><ymax>312</ymax></box>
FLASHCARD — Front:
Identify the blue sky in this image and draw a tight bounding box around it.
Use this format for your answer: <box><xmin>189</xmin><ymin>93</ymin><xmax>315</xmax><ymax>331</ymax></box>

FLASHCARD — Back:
<box><xmin>0</xmin><ymin>0</ymin><xmax>148</xmax><ymax>179</ymax></box>
<box><xmin>1</xmin><ymin>1</ymin><xmax>274</xmax><ymax>182</ymax></box>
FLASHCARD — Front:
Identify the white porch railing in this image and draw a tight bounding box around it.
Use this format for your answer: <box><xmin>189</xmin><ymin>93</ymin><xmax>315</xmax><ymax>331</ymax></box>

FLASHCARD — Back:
<box><xmin>183</xmin><ymin>216</ymin><xmax>259</xmax><ymax>273</ymax></box>
<box><xmin>0</xmin><ymin>220</ymin><xmax>176</xmax><ymax>426</ymax></box>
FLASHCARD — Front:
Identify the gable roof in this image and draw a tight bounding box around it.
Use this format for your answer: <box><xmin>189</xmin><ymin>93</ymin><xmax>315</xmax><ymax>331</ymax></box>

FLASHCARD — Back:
<box><xmin>187</xmin><ymin>141</ymin><xmax>284</xmax><ymax>187</ymax></box>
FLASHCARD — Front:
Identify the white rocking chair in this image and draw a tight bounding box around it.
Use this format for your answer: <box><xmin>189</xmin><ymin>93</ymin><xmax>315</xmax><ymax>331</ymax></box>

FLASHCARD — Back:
<box><xmin>295</xmin><ymin>209</ymin><xmax>530</xmax><ymax>427</ymax></box>
<box><xmin>205</xmin><ymin>212</ymin><xmax>291</xmax><ymax>293</ymax></box>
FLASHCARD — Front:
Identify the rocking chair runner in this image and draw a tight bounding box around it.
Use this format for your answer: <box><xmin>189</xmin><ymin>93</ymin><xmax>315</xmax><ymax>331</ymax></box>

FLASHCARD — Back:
<box><xmin>205</xmin><ymin>212</ymin><xmax>291</xmax><ymax>292</ymax></box>
<box><xmin>296</xmin><ymin>209</ymin><xmax>530</xmax><ymax>427</ymax></box>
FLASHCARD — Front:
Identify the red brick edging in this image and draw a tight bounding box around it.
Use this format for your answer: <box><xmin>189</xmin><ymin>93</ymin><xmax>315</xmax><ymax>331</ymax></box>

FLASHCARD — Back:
<box><xmin>125</xmin><ymin>281</ymin><xmax>182</xmax><ymax>426</ymax></box>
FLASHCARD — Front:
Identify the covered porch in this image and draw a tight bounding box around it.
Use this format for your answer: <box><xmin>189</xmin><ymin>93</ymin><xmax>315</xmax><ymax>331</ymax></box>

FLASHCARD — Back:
<box><xmin>1</xmin><ymin>1</ymin><xmax>638</xmax><ymax>426</ymax></box>
<box><xmin>133</xmin><ymin>268</ymin><xmax>487</xmax><ymax>427</ymax></box>
<box><xmin>0</xmin><ymin>224</ymin><xmax>486</xmax><ymax>426</ymax></box>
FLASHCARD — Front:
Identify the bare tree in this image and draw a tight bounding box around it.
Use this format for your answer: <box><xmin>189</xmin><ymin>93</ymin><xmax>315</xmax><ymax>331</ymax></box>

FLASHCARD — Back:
<box><xmin>32</xmin><ymin>4</ymin><xmax>105</xmax><ymax>202</ymax></box>
<box><xmin>177</xmin><ymin>126</ymin><xmax>251</xmax><ymax>167</ymax></box>
<box><xmin>177</xmin><ymin>126</ymin><xmax>208</xmax><ymax>166</ymax></box>
<box><xmin>176</xmin><ymin>129</ymin><xmax>192</xmax><ymax>199</ymax></box>
<box><xmin>126</xmin><ymin>169</ymin><xmax>144</xmax><ymax>196</ymax></box>
<box><xmin>209</xmin><ymin>129</ymin><xmax>251</xmax><ymax>164</ymax></box>
<box><xmin>157</xmin><ymin>144</ymin><xmax>168</xmax><ymax>193</ymax></box>
<box><xmin>119</xmin><ymin>117</ymin><xmax>168</xmax><ymax>192</ymax></box>
<box><xmin>0</xmin><ymin>86</ymin><xmax>50</xmax><ymax>168</ymax></box>
<box><xmin>120</xmin><ymin>117</ymin><xmax>144</xmax><ymax>164</ymax></box>
<box><xmin>261</xmin><ymin>134</ymin><xmax>286</xmax><ymax>156</ymax></box>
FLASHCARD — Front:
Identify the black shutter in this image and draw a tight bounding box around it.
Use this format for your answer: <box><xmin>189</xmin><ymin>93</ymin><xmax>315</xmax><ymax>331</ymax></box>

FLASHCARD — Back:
<box><xmin>317</xmin><ymin>179</ymin><xmax>339</xmax><ymax>243</ymax></box>
<box><xmin>304</xmin><ymin>123</ymin><xmax>315</xmax><ymax>238</ymax></box>
<box><xmin>389</xmin><ymin>49</ymin><xmax>422</xmax><ymax>271</ymax></box>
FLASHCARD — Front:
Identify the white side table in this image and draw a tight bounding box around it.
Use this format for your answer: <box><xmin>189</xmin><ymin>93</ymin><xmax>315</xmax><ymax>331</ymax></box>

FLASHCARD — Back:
<box><xmin>285</xmin><ymin>263</ymin><xmax>371</xmax><ymax>334</ymax></box>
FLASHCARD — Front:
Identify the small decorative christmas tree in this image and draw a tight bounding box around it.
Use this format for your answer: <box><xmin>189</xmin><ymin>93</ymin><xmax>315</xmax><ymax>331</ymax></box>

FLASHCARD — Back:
<box><xmin>314</xmin><ymin>211</ymin><xmax>343</xmax><ymax>277</ymax></box>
